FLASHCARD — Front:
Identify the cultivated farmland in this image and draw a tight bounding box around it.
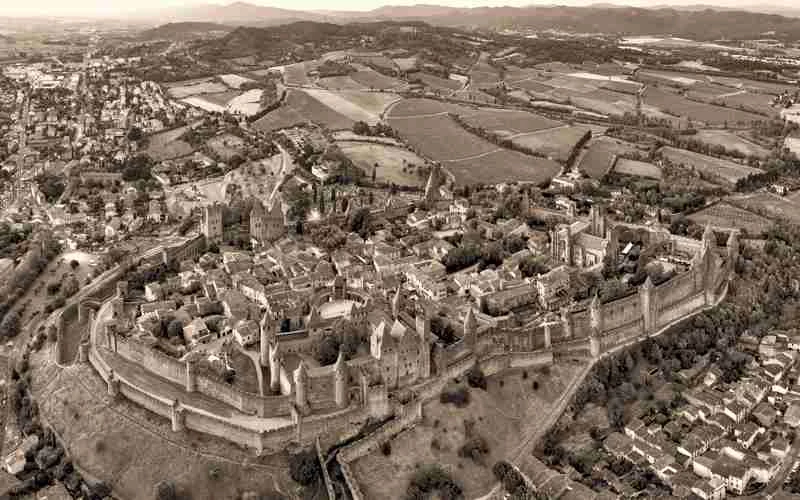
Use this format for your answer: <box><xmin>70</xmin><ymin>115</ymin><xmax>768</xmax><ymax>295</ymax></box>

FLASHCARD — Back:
<box><xmin>576</xmin><ymin>138</ymin><xmax>639</xmax><ymax>179</ymax></box>
<box><xmin>469</xmin><ymin>51</ymin><xmax>502</xmax><ymax>88</ymax></box>
<box><xmin>388</xmin><ymin>113</ymin><xmax>497</xmax><ymax>161</ymax></box>
<box><xmin>784</xmin><ymin>137</ymin><xmax>800</xmax><ymax>156</ymax></box>
<box><xmin>447</xmin><ymin>150</ymin><xmax>561</xmax><ymax>185</ymax></box>
<box><xmin>729</xmin><ymin>192</ymin><xmax>800</xmax><ymax>225</ymax></box>
<box><xmin>386</xmin><ymin>98</ymin><xmax>472</xmax><ymax>118</ymax></box>
<box><xmin>688</xmin><ymin>202</ymin><xmax>773</xmax><ymax>234</ymax></box>
<box><xmin>387</xmin><ymin>98</ymin><xmax>562</xmax><ymax>185</ymax></box>
<box><xmin>349</xmin><ymin>67</ymin><xmax>403</xmax><ymax>90</ymax></box>
<box><xmin>254</xmin><ymin>89</ymin><xmax>354</xmax><ymax>131</ymax></box>
<box><xmin>660</xmin><ymin>146</ymin><xmax>764</xmax><ymax>185</ymax></box>
<box><xmin>613</xmin><ymin>159</ymin><xmax>662</xmax><ymax>179</ymax></box>
<box><xmin>645</xmin><ymin>87</ymin><xmax>766</xmax><ymax>126</ymax></box>
<box><xmin>510</xmin><ymin>126</ymin><xmax>592</xmax><ymax>163</ymax></box>
<box><xmin>416</xmin><ymin>72</ymin><xmax>463</xmax><ymax>92</ymax></box>
<box><xmin>457</xmin><ymin>108</ymin><xmax>562</xmax><ymax>137</ymax></box>
<box><xmin>145</xmin><ymin>126</ymin><xmax>195</xmax><ymax>162</ymax></box>
<box><xmin>303</xmin><ymin>89</ymin><xmax>397</xmax><ymax>125</ymax></box>
<box><xmin>693</xmin><ymin>130</ymin><xmax>770</xmax><ymax>158</ymax></box>
<box><xmin>167</xmin><ymin>80</ymin><xmax>228</xmax><ymax>99</ymax></box>
<box><xmin>337</xmin><ymin>141</ymin><xmax>429</xmax><ymax>187</ymax></box>
<box><xmin>217</xmin><ymin>74</ymin><xmax>254</xmax><ymax>89</ymax></box>
<box><xmin>200</xmin><ymin>90</ymin><xmax>242</xmax><ymax>106</ymax></box>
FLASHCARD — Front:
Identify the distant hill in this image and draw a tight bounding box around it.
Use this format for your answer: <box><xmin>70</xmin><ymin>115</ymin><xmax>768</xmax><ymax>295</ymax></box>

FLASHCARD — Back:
<box><xmin>198</xmin><ymin>21</ymin><xmax>423</xmax><ymax>58</ymax></box>
<box><xmin>134</xmin><ymin>1</ymin><xmax>327</xmax><ymax>26</ymax></box>
<box><xmin>356</xmin><ymin>5</ymin><xmax>800</xmax><ymax>40</ymax></box>
<box><xmin>139</xmin><ymin>22</ymin><xmax>232</xmax><ymax>40</ymax></box>
<box><xmin>133</xmin><ymin>2</ymin><xmax>800</xmax><ymax>40</ymax></box>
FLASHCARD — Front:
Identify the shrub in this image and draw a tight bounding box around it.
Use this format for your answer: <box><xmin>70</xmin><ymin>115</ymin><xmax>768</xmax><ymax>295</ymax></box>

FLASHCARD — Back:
<box><xmin>381</xmin><ymin>442</ymin><xmax>392</xmax><ymax>456</ymax></box>
<box><xmin>288</xmin><ymin>449</ymin><xmax>321</xmax><ymax>486</ymax></box>
<box><xmin>458</xmin><ymin>436</ymin><xmax>489</xmax><ymax>465</ymax></box>
<box><xmin>466</xmin><ymin>366</ymin><xmax>487</xmax><ymax>390</ymax></box>
<box><xmin>440</xmin><ymin>386</ymin><xmax>470</xmax><ymax>408</ymax></box>
<box><xmin>154</xmin><ymin>480</ymin><xmax>177</xmax><ymax>500</ymax></box>
<box><xmin>404</xmin><ymin>464</ymin><xmax>463</xmax><ymax>500</ymax></box>
<box><xmin>532</xmin><ymin>380</ymin><xmax>539</xmax><ymax>391</ymax></box>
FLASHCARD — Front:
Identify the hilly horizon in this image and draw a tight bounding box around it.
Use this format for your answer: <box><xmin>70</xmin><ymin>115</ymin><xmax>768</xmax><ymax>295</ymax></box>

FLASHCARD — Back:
<box><xmin>124</xmin><ymin>1</ymin><xmax>800</xmax><ymax>24</ymax></box>
<box><xmin>132</xmin><ymin>2</ymin><xmax>800</xmax><ymax>41</ymax></box>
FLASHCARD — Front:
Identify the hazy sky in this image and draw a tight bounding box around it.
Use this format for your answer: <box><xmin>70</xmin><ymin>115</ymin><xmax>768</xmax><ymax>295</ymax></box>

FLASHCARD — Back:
<box><xmin>0</xmin><ymin>0</ymin><xmax>798</xmax><ymax>18</ymax></box>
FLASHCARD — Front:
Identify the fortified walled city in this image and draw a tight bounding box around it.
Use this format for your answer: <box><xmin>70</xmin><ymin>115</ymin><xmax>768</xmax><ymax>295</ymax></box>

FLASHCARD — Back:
<box><xmin>4</xmin><ymin>3</ymin><xmax>800</xmax><ymax>500</ymax></box>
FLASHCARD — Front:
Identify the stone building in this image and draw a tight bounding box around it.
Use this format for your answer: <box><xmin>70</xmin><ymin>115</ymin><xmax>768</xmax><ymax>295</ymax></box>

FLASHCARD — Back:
<box><xmin>250</xmin><ymin>199</ymin><xmax>285</xmax><ymax>248</ymax></box>
<box><xmin>550</xmin><ymin>205</ymin><xmax>610</xmax><ymax>268</ymax></box>
<box><xmin>201</xmin><ymin>202</ymin><xmax>223</xmax><ymax>243</ymax></box>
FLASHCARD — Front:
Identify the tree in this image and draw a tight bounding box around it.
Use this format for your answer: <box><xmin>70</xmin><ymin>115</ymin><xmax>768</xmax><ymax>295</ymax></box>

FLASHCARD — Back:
<box><xmin>127</xmin><ymin>126</ymin><xmax>143</xmax><ymax>142</ymax></box>
<box><xmin>0</xmin><ymin>310</ymin><xmax>19</xmax><ymax>339</ymax></box>
<box><xmin>61</xmin><ymin>276</ymin><xmax>80</xmax><ymax>298</ymax></box>
<box><xmin>288</xmin><ymin>450</ymin><xmax>321</xmax><ymax>486</ymax></box>
<box><xmin>317</xmin><ymin>336</ymin><xmax>340</xmax><ymax>366</ymax></box>
<box><xmin>405</xmin><ymin>464</ymin><xmax>463</xmax><ymax>500</ymax></box>
<box><xmin>154</xmin><ymin>480</ymin><xmax>176</xmax><ymax>500</ymax></box>
<box><xmin>353</xmin><ymin>121</ymin><xmax>370</xmax><ymax>136</ymax></box>
<box><xmin>347</xmin><ymin>208</ymin><xmax>371</xmax><ymax>238</ymax></box>
<box><xmin>466</xmin><ymin>365</ymin><xmax>487</xmax><ymax>390</ymax></box>
<box><xmin>167</xmin><ymin>320</ymin><xmax>184</xmax><ymax>339</ymax></box>
<box><xmin>69</xmin><ymin>259</ymin><xmax>79</xmax><ymax>270</ymax></box>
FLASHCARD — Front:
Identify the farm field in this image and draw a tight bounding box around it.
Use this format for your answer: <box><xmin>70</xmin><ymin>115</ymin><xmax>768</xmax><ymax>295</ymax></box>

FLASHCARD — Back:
<box><xmin>416</xmin><ymin>72</ymin><xmax>463</xmax><ymax>92</ymax></box>
<box><xmin>511</xmin><ymin>79</ymin><xmax>556</xmax><ymax>94</ymax></box>
<box><xmin>693</xmin><ymin>130</ymin><xmax>770</xmax><ymax>158</ymax></box>
<box><xmin>332</xmin><ymin>131</ymin><xmax>402</xmax><ymax>146</ymax></box>
<box><xmin>200</xmin><ymin>90</ymin><xmax>242</xmax><ymax>106</ymax></box>
<box><xmin>349</xmin><ymin>67</ymin><xmax>404</xmax><ymax>90</ymax></box>
<box><xmin>302</xmin><ymin>88</ymin><xmax>392</xmax><ymax>125</ymax></box>
<box><xmin>645</xmin><ymin>87</ymin><xmax>765</xmax><ymax>126</ymax></box>
<box><xmin>282</xmin><ymin>62</ymin><xmax>314</xmax><ymax>86</ymax></box>
<box><xmin>729</xmin><ymin>192</ymin><xmax>800</xmax><ymax>225</ymax></box>
<box><xmin>457</xmin><ymin>108</ymin><xmax>562</xmax><ymax>136</ymax></box>
<box><xmin>386</xmin><ymin>98</ymin><xmax>473</xmax><ymax>118</ymax></box>
<box><xmin>388</xmin><ymin>113</ymin><xmax>497</xmax><ymax>162</ymax></box>
<box><xmin>576</xmin><ymin>138</ymin><xmax>639</xmax><ymax>179</ymax></box>
<box><xmin>227</xmin><ymin>89</ymin><xmax>263</xmax><ymax>116</ymax></box>
<box><xmin>709</xmin><ymin>75</ymin><xmax>798</xmax><ymax>95</ymax></box>
<box><xmin>180</xmin><ymin>96</ymin><xmax>226</xmax><ymax>113</ymax></box>
<box><xmin>254</xmin><ymin>89</ymin><xmax>354</xmax><ymax>131</ymax></box>
<box><xmin>447</xmin><ymin>150</ymin><xmax>561</xmax><ymax>185</ymax></box>
<box><xmin>713</xmin><ymin>92</ymin><xmax>776</xmax><ymax>114</ymax></box>
<box><xmin>145</xmin><ymin>126</ymin><xmax>195</xmax><ymax>162</ymax></box>
<box><xmin>393</xmin><ymin>57</ymin><xmax>418</xmax><ymax>72</ymax></box>
<box><xmin>453</xmin><ymin>89</ymin><xmax>495</xmax><ymax>104</ymax></box>
<box><xmin>469</xmin><ymin>52</ymin><xmax>502</xmax><ymax>88</ymax></box>
<box><xmin>660</xmin><ymin>146</ymin><xmax>763</xmax><ymax>185</ymax></box>
<box><xmin>218</xmin><ymin>74</ymin><xmax>254</xmax><ymax>89</ymax></box>
<box><xmin>318</xmin><ymin>75</ymin><xmax>364</xmax><ymax>90</ymax></box>
<box><xmin>688</xmin><ymin>202</ymin><xmax>773</xmax><ymax>234</ymax></box>
<box><xmin>337</xmin><ymin>141</ymin><xmax>428</xmax><ymax>187</ymax></box>
<box><xmin>510</xmin><ymin>126</ymin><xmax>592</xmax><ymax>163</ymax></box>
<box><xmin>350</xmin><ymin>362</ymin><xmax>586</xmax><ymax>500</ymax></box>
<box><xmin>784</xmin><ymin>137</ymin><xmax>800</xmax><ymax>155</ymax></box>
<box><xmin>167</xmin><ymin>80</ymin><xmax>228</xmax><ymax>99</ymax></box>
<box><xmin>613</xmin><ymin>158</ymin><xmax>662</xmax><ymax>179</ymax></box>
<box><xmin>207</xmin><ymin>133</ymin><xmax>245</xmax><ymax>161</ymax></box>
<box><xmin>336</xmin><ymin>91</ymin><xmax>401</xmax><ymax>118</ymax></box>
